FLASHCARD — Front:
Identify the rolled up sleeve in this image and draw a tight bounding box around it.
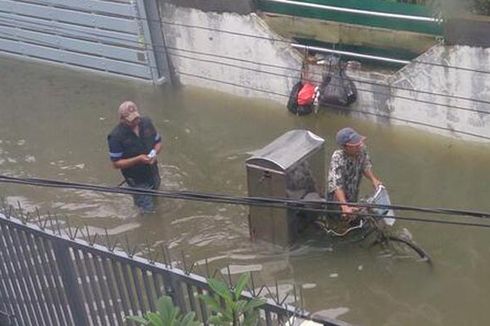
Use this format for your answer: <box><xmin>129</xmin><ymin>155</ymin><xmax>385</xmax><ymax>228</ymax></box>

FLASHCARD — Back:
<box><xmin>107</xmin><ymin>135</ymin><xmax>123</xmax><ymax>162</ymax></box>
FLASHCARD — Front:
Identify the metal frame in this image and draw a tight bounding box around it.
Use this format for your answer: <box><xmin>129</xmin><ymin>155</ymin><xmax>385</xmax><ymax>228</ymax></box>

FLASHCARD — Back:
<box><xmin>0</xmin><ymin>0</ymin><xmax>169</xmax><ymax>84</ymax></box>
<box><xmin>0</xmin><ymin>205</ymin><xmax>350</xmax><ymax>326</ymax></box>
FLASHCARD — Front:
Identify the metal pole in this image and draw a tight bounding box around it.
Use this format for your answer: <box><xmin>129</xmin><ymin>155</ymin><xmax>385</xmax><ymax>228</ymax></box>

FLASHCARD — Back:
<box><xmin>52</xmin><ymin>239</ymin><xmax>90</xmax><ymax>326</ymax></box>
<box><xmin>291</xmin><ymin>43</ymin><xmax>411</xmax><ymax>65</ymax></box>
<box><xmin>263</xmin><ymin>0</ymin><xmax>441</xmax><ymax>22</ymax></box>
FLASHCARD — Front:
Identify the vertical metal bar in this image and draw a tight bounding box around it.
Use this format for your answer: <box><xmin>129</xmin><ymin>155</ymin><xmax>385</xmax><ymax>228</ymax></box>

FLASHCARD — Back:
<box><xmin>0</xmin><ymin>258</ymin><xmax>12</xmax><ymax>320</ymax></box>
<box><xmin>141</xmin><ymin>269</ymin><xmax>156</xmax><ymax>312</ymax></box>
<box><xmin>81</xmin><ymin>251</ymin><xmax>107</xmax><ymax>326</ymax></box>
<box><xmin>110</xmin><ymin>260</ymin><xmax>132</xmax><ymax>318</ymax></box>
<box><xmin>0</xmin><ymin>224</ymin><xmax>36</xmax><ymax>325</ymax></box>
<box><xmin>101</xmin><ymin>257</ymin><xmax>124</xmax><ymax>325</ymax></box>
<box><xmin>33</xmin><ymin>236</ymin><xmax>65</xmax><ymax>325</ymax></box>
<box><xmin>52</xmin><ymin>239</ymin><xmax>90</xmax><ymax>326</ymax></box>
<box><xmin>92</xmin><ymin>255</ymin><xmax>116</xmax><ymax>325</ymax></box>
<box><xmin>196</xmin><ymin>287</ymin><xmax>208</xmax><ymax>324</ymax></box>
<box><xmin>72</xmin><ymin>247</ymin><xmax>98</xmax><ymax>325</ymax></box>
<box><xmin>186</xmin><ymin>283</ymin><xmax>198</xmax><ymax>315</ymax></box>
<box><xmin>0</xmin><ymin>229</ymin><xmax>24</xmax><ymax>326</ymax></box>
<box><xmin>45</xmin><ymin>238</ymin><xmax>75</xmax><ymax>323</ymax></box>
<box><xmin>12</xmin><ymin>230</ymin><xmax>49</xmax><ymax>325</ymax></box>
<box><xmin>265</xmin><ymin>310</ymin><xmax>272</xmax><ymax>326</ymax></box>
<box><xmin>152</xmin><ymin>272</ymin><xmax>163</xmax><ymax>299</ymax></box>
<box><xmin>161</xmin><ymin>272</ymin><xmax>186</xmax><ymax>313</ymax></box>
<box><xmin>130</xmin><ymin>266</ymin><xmax>148</xmax><ymax>313</ymax></box>
<box><xmin>141</xmin><ymin>0</ymin><xmax>171</xmax><ymax>84</ymax></box>
<box><xmin>277</xmin><ymin>312</ymin><xmax>286</xmax><ymax>325</ymax></box>
<box><xmin>133</xmin><ymin>0</ymin><xmax>161</xmax><ymax>83</ymax></box>
<box><xmin>121</xmin><ymin>263</ymin><xmax>140</xmax><ymax>316</ymax></box>
<box><xmin>13</xmin><ymin>230</ymin><xmax>53</xmax><ymax>325</ymax></box>
<box><xmin>24</xmin><ymin>233</ymin><xmax>58</xmax><ymax>326</ymax></box>
<box><xmin>10</xmin><ymin>228</ymin><xmax>43</xmax><ymax>325</ymax></box>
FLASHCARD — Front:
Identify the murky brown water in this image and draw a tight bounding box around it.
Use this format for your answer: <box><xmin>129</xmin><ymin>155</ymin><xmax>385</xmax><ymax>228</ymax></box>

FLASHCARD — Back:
<box><xmin>1</xmin><ymin>56</ymin><xmax>490</xmax><ymax>325</ymax></box>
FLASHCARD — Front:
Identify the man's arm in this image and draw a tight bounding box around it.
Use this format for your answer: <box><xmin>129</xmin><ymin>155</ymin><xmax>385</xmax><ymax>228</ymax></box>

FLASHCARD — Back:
<box><xmin>363</xmin><ymin>168</ymin><xmax>382</xmax><ymax>189</ymax></box>
<box><xmin>153</xmin><ymin>141</ymin><xmax>162</xmax><ymax>155</ymax></box>
<box><xmin>148</xmin><ymin>119</ymin><xmax>163</xmax><ymax>159</ymax></box>
<box><xmin>333</xmin><ymin>187</ymin><xmax>355</xmax><ymax>217</ymax></box>
<box><xmin>112</xmin><ymin>155</ymin><xmax>151</xmax><ymax>170</ymax></box>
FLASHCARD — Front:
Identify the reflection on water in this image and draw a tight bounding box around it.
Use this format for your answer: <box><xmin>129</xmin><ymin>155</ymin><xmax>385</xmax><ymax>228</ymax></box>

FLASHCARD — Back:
<box><xmin>1</xmin><ymin>56</ymin><xmax>490</xmax><ymax>325</ymax></box>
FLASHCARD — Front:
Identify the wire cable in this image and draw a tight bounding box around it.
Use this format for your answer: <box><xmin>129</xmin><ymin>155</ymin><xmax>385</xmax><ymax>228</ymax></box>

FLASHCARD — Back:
<box><xmin>1</xmin><ymin>16</ymin><xmax>490</xmax><ymax>140</ymax></box>
<box><xmin>3</xmin><ymin>3</ymin><xmax>490</xmax><ymax>76</ymax></box>
<box><xmin>1</xmin><ymin>175</ymin><xmax>490</xmax><ymax>223</ymax></box>
<box><xmin>0</xmin><ymin>20</ymin><xmax>490</xmax><ymax>139</ymax></box>
<box><xmin>0</xmin><ymin>11</ymin><xmax>489</xmax><ymax>110</ymax></box>
<box><xmin>1</xmin><ymin>13</ymin><xmax>489</xmax><ymax>112</ymax></box>
<box><xmin>167</xmin><ymin>49</ymin><xmax>490</xmax><ymax>116</ymax></box>
<box><xmin>173</xmin><ymin>69</ymin><xmax>490</xmax><ymax>141</ymax></box>
<box><xmin>1</xmin><ymin>26</ymin><xmax>489</xmax><ymax>140</ymax></box>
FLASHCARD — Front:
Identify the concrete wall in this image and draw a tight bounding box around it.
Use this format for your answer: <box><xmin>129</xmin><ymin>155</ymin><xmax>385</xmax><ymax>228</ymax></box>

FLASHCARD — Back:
<box><xmin>159</xmin><ymin>2</ymin><xmax>302</xmax><ymax>103</ymax></box>
<box><xmin>159</xmin><ymin>2</ymin><xmax>490</xmax><ymax>142</ymax></box>
<box><xmin>387</xmin><ymin>45</ymin><xmax>490</xmax><ymax>141</ymax></box>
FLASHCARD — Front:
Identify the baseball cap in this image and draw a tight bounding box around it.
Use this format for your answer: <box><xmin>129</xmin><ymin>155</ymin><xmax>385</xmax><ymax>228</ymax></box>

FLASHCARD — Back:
<box><xmin>336</xmin><ymin>127</ymin><xmax>366</xmax><ymax>146</ymax></box>
<box><xmin>118</xmin><ymin>101</ymin><xmax>140</xmax><ymax>122</ymax></box>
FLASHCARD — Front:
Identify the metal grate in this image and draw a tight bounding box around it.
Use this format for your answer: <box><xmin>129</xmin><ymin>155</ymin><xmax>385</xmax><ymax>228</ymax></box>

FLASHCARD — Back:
<box><xmin>0</xmin><ymin>204</ymin><xmax>349</xmax><ymax>326</ymax></box>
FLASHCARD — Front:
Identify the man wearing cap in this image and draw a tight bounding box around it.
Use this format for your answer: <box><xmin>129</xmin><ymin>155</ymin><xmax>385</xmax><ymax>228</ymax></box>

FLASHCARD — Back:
<box><xmin>107</xmin><ymin>101</ymin><xmax>162</xmax><ymax>213</ymax></box>
<box><xmin>326</xmin><ymin>127</ymin><xmax>382</xmax><ymax>219</ymax></box>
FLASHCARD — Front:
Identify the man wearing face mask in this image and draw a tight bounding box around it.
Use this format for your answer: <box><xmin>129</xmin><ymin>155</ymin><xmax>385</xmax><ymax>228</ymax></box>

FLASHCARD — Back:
<box><xmin>326</xmin><ymin>127</ymin><xmax>382</xmax><ymax>220</ymax></box>
<box><xmin>107</xmin><ymin>101</ymin><xmax>162</xmax><ymax>213</ymax></box>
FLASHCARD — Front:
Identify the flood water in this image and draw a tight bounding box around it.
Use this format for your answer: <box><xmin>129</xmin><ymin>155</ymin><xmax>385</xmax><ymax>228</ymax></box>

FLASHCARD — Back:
<box><xmin>1</xmin><ymin>56</ymin><xmax>490</xmax><ymax>326</ymax></box>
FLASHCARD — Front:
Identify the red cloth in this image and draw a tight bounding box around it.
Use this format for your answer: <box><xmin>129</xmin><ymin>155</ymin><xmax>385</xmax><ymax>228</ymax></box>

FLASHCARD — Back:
<box><xmin>297</xmin><ymin>83</ymin><xmax>316</xmax><ymax>106</ymax></box>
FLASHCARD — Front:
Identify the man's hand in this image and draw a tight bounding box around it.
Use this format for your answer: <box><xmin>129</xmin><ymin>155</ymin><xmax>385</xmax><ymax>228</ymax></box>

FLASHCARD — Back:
<box><xmin>340</xmin><ymin>204</ymin><xmax>358</xmax><ymax>221</ymax></box>
<box><xmin>138</xmin><ymin>154</ymin><xmax>153</xmax><ymax>165</ymax></box>
<box><xmin>148</xmin><ymin>156</ymin><xmax>157</xmax><ymax>165</ymax></box>
<box><xmin>372</xmin><ymin>178</ymin><xmax>383</xmax><ymax>189</ymax></box>
<box><xmin>364</xmin><ymin>169</ymin><xmax>382</xmax><ymax>190</ymax></box>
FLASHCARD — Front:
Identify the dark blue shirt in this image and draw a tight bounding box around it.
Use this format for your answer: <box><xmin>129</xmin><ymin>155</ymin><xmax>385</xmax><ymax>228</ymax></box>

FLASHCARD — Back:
<box><xmin>107</xmin><ymin>117</ymin><xmax>161</xmax><ymax>184</ymax></box>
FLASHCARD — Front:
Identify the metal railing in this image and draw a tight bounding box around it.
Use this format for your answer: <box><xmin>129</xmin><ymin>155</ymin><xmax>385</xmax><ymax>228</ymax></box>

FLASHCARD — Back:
<box><xmin>260</xmin><ymin>0</ymin><xmax>439</xmax><ymax>22</ymax></box>
<box><xmin>0</xmin><ymin>204</ymin><xmax>350</xmax><ymax>326</ymax></box>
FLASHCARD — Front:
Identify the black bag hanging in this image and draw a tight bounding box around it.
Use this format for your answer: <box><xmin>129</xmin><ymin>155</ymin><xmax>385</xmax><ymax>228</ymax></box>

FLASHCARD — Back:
<box><xmin>286</xmin><ymin>52</ymin><xmax>314</xmax><ymax>116</ymax></box>
<box><xmin>287</xmin><ymin>81</ymin><xmax>303</xmax><ymax>114</ymax></box>
<box><xmin>341</xmin><ymin>68</ymin><xmax>357</xmax><ymax>105</ymax></box>
<box><xmin>286</xmin><ymin>81</ymin><xmax>314</xmax><ymax>116</ymax></box>
<box><xmin>318</xmin><ymin>61</ymin><xmax>357</xmax><ymax>107</ymax></box>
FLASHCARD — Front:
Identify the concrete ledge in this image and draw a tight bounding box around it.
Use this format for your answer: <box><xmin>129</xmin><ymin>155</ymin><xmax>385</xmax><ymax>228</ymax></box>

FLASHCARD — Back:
<box><xmin>160</xmin><ymin>0</ymin><xmax>255</xmax><ymax>15</ymax></box>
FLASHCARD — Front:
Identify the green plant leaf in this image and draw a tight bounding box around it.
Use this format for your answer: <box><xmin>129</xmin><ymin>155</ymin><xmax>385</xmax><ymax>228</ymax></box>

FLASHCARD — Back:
<box><xmin>233</xmin><ymin>273</ymin><xmax>249</xmax><ymax>299</ymax></box>
<box><xmin>243</xmin><ymin>312</ymin><xmax>259</xmax><ymax>326</ymax></box>
<box><xmin>243</xmin><ymin>298</ymin><xmax>265</xmax><ymax>312</ymax></box>
<box><xmin>157</xmin><ymin>296</ymin><xmax>180</xmax><ymax>324</ymax></box>
<box><xmin>125</xmin><ymin>315</ymin><xmax>150</xmax><ymax>325</ymax></box>
<box><xmin>146</xmin><ymin>312</ymin><xmax>164</xmax><ymax>326</ymax></box>
<box><xmin>234</xmin><ymin>300</ymin><xmax>247</xmax><ymax>314</ymax></box>
<box><xmin>200</xmin><ymin>294</ymin><xmax>222</xmax><ymax>314</ymax></box>
<box><xmin>208</xmin><ymin>278</ymin><xmax>232</xmax><ymax>301</ymax></box>
<box><xmin>208</xmin><ymin>315</ymin><xmax>227</xmax><ymax>325</ymax></box>
<box><xmin>180</xmin><ymin>312</ymin><xmax>200</xmax><ymax>326</ymax></box>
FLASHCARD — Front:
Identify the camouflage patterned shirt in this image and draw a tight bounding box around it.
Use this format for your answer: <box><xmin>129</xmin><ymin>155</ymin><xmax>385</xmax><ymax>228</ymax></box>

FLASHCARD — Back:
<box><xmin>326</xmin><ymin>147</ymin><xmax>372</xmax><ymax>203</ymax></box>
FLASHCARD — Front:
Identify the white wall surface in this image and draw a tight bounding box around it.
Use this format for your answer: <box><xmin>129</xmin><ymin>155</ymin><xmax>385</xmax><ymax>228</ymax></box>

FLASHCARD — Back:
<box><xmin>388</xmin><ymin>45</ymin><xmax>490</xmax><ymax>142</ymax></box>
<box><xmin>160</xmin><ymin>3</ymin><xmax>302</xmax><ymax>103</ymax></box>
<box><xmin>160</xmin><ymin>4</ymin><xmax>490</xmax><ymax>143</ymax></box>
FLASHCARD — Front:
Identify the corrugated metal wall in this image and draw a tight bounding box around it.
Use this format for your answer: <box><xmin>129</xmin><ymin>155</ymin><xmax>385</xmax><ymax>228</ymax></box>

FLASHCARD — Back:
<box><xmin>0</xmin><ymin>0</ymin><xmax>165</xmax><ymax>82</ymax></box>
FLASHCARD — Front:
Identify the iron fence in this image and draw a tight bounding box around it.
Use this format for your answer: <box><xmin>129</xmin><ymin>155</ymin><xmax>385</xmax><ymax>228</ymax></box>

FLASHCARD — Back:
<box><xmin>0</xmin><ymin>205</ymin><xmax>350</xmax><ymax>326</ymax></box>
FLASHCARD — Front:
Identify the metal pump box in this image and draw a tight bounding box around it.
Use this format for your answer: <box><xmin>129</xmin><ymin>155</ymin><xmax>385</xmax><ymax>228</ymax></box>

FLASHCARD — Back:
<box><xmin>246</xmin><ymin>130</ymin><xmax>325</xmax><ymax>247</ymax></box>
